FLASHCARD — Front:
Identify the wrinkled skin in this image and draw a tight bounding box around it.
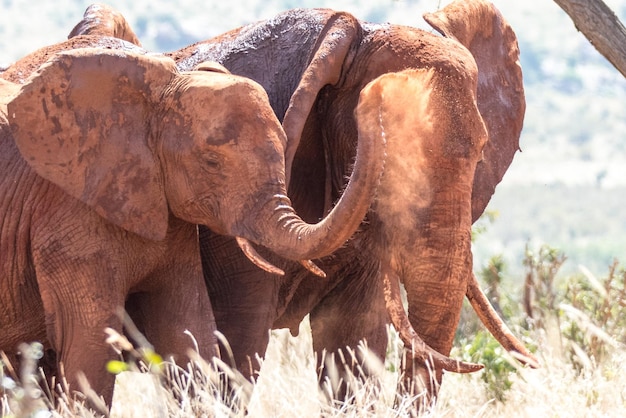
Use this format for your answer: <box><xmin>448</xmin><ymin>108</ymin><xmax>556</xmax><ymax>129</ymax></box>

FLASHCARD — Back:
<box><xmin>0</xmin><ymin>36</ymin><xmax>384</xmax><ymax>405</ymax></box>
<box><xmin>167</xmin><ymin>0</ymin><xmax>533</xmax><ymax>398</ymax></box>
<box><xmin>71</xmin><ymin>0</ymin><xmax>533</xmax><ymax>399</ymax></box>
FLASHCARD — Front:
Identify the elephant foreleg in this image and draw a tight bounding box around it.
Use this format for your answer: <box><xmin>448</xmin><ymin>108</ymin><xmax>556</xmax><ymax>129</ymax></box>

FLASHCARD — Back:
<box><xmin>308</xmin><ymin>266</ymin><xmax>388</xmax><ymax>398</ymax></box>
<box><xmin>125</xmin><ymin>269</ymin><xmax>217</xmax><ymax>367</ymax></box>
<box><xmin>36</xmin><ymin>270</ymin><xmax>124</xmax><ymax>407</ymax></box>
<box><xmin>201</xmin><ymin>230</ymin><xmax>282</xmax><ymax>378</ymax></box>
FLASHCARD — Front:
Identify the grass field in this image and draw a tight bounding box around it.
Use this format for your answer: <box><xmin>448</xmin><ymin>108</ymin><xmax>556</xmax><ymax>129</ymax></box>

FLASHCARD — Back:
<box><xmin>3</xmin><ymin>312</ymin><xmax>626</xmax><ymax>417</ymax></box>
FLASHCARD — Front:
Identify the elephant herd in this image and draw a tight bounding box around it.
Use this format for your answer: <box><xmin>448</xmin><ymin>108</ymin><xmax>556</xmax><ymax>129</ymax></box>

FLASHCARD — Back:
<box><xmin>0</xmin><ymin>0</ymin><xmax>537</xmax><ymax>409</ymax></box>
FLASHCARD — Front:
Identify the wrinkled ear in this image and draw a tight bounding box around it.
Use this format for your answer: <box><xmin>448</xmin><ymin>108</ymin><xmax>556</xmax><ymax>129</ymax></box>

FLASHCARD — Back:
<box><xmin>7</xmin><ymin>48</ymin><xmax>178</xmax><ymax>241</ymax></box>
<box><xmin>68</xmin><ymin>3</ymin><xmax>142</xmax><ymax>47</ymax></box>
<box><xmin>424</xmin><ymin>0</ymin><xmax>525</xmax><ymax>222</ymax></box>
<box><xmin>282</xmin><ymin>11</ymin><xmax>360</xmax><ymax>184</ymax></box>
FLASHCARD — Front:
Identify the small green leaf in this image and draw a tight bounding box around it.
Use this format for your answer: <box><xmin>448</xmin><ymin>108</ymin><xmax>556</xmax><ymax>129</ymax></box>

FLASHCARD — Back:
<box><xmin>106</xmin><ymin>360</ymin><xmax>129</xmax><ymax>375</ymax></box>
<box><xmin>142</xmin><ymin>350</ymin><xmax>163</xmax><ymax>366</ymax></box>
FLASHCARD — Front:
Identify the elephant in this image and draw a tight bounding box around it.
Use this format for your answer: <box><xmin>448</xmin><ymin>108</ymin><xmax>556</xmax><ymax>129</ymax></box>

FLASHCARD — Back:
<box><xmin>166</xmin><ymin>0</ymin><xmax>536</xmax><ymax>397</ymax></box>
<box><xmin>0</xmin><ymin>36</ymin><xmax>385</xmax><ymax>405</ymax></box>
<box><xmin>70</xmin><ymin>0</ymin><xmax>535</xmax><ymax>400</ymax></box>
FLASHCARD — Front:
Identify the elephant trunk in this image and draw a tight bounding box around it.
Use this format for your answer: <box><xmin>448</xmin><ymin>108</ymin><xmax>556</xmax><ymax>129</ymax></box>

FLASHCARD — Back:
<box><xmin>375</xmin><ymin>186</ymin><xmax>484</xmax><ymax>393</ymax></box>
<box><xmin>400</xmin><ymin>193</ymin><xmax>476</xmax><ymax>371</ymax></box>
<box><xmin>237</xmin><ymin>111</ymin><xmax>385</xmax><ymax>268</ymax></box>
<box><xmin>403</xmin><ymin>227</ymin><xmax>472</xmax><ymax>356</ymax></box>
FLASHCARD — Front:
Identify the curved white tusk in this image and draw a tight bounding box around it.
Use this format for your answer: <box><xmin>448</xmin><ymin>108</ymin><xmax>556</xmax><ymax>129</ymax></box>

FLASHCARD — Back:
<box><xmin>466</xmin><ymin>272</ymin><xmax>539</xmax><ymax>368</ymax></box>
<box><xmin>299</xmin><ymin>259</ymin><xmax>327</xmax><ymax>278</ymax></box>
<box><xmin>381</xmin><ymin>265</ymin><xmax>483</xmax><ymax>374</ymax></box>
<box><xmin>235</xmin><ymin>237</ymin><xmax>285</xmax><ymax>276</ymax></box>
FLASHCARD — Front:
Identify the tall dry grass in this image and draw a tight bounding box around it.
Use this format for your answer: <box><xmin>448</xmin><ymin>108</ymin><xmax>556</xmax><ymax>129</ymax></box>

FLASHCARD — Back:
<box><xmin>2</xmin><ymin>313</ymin><xmax>626</xmax><ymax>417</ymax></box>
<box><xmin>3</xmin><ymin>247</ymin><xmax>626</xmax><ymax>416</ymax></box>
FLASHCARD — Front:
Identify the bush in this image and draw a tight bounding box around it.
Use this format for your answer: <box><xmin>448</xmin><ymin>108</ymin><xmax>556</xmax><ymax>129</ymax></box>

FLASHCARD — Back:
<box><xmin>459</xmin><ymin>242</ymin><xmax>626</xmax><ymax>403</ymax></box>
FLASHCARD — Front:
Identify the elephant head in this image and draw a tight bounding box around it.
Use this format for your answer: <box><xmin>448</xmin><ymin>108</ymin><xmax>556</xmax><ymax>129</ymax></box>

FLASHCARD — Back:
<box><xmin>357</xmin><ymin>64</ymin><xmax>491</xmax><ymax>379</ymax></box>
<box><xmin>423</xmin><ymin>0</ymin><xmax>535</xmax><ymax>366</ymax></box>
<box><xmin>6</xmin><ymin>48</ymin><xmax>385</xmax><ymax>272</ymax></box>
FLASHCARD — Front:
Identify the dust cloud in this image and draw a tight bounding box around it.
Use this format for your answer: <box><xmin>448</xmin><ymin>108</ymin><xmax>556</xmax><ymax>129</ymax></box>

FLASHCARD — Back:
<box><xmin>371</xmin><ymin>69</ymin><xmax>437</xmax><ymax>245</ymax></box>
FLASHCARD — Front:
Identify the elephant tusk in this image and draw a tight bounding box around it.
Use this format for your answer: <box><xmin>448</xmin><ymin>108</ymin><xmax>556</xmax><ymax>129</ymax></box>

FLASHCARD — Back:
<box><xmin>299</xmin><ymin>259</ymin><xmax>327</xmax><ymax>278</ymax></box>
<box><xmin>235</xmin><ymin>237</ymin><xmax>285</xmax><ymax>276</ymax></box>
<box><xmin>381</xmin><ymin>265</ymin><xmax>484</xmax><ymax>374</ymax></box>
<box><xmin>466</xmin><ymin>272</ymin><xmax>539</xmax><ymax>368</ymax></box>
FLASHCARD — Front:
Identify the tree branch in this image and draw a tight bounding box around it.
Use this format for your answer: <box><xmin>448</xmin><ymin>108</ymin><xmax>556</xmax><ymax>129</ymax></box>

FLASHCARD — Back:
<box><xmin>553</xmin><ymin>0</ymin><xmax>626</xmax><ymax>78</ymax></box>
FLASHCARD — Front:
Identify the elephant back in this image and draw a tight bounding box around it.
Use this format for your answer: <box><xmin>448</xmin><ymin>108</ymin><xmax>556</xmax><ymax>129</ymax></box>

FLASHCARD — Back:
<box><xmin>168</xmin><ymin>8</ymin><xmax>343</xmax><ymax>122</ymax></box>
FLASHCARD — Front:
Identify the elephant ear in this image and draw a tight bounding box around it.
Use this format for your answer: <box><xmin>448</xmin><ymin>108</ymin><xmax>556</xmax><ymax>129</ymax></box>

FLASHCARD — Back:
<box><xmin>7</xmin><ymin>48</ymin><xmax>178</xmax><ymax>241</ymax></box>
<box><xmin>424</xmin><ymin>0</ymin><xmax>525</xmax><ymax>222</ymax></box>
<box><xmin>281</xmin><ymin>11</ymin><xmax>360</xmax><ymax>184</ymax></box>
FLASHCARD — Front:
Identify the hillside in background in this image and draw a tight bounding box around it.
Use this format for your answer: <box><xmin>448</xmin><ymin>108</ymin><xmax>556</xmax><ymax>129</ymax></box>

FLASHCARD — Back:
<box><xmin>2</xmin><ymin>0</ymin><xmax>625</xmax><ymax>279</ymax></box>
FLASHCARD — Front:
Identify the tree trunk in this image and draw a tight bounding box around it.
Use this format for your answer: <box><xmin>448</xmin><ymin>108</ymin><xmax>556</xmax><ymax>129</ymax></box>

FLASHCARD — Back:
<box><xmin>553</xmin><ymin>0</ymin><xmax>626</xmax><ymax>78</ymax></box>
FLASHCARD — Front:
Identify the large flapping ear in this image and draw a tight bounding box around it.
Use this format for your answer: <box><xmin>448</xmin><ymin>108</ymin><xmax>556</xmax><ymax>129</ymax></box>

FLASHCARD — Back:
<box><xmin>424</xmin><ymin>0</ymin><xmax>525</xmax><ymax>222</ymax></box>
<box><xmin>282</xmin><ymin>11</ymin><xmax>360</xmax><ymax>185</ymax></box>
<box><xmin>68</xmin><ymin>3</ymin><xmax>142</xmax><ymax>47</ymax></box>
<box><xmin>7</xmin><ymin>48</ymin><xmax>178</xmax><ymax>240</ymax></box>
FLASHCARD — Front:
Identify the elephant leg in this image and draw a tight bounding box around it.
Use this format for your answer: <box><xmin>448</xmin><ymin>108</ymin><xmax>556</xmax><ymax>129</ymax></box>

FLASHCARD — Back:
<box><xmin>308</xmin><ymin>264</ymin><xmax>388</xmax><ymax>399</ymax></box>
<box><xmin>212</xmin><ymin>282</ymin><xmax>276</xmax><ymax>378</ymax></box>
<box><xmin>36</xmin><ymin>272</ymin><xmax>124</xmax><ymax>406</ymax></box>
<box><xmin>125</xmin><ymin>270</ymin><xmax>217</xmax><ymax>366</ymax></box>
<box><xmin>125</xmin><ymin>226</ymin><xmax>218</xmax><ymax>367</ymax></box>
<box><xmin>200</xmin><ymin>229</ymin><xmax>281</xmax><ymax>378</ymax></box>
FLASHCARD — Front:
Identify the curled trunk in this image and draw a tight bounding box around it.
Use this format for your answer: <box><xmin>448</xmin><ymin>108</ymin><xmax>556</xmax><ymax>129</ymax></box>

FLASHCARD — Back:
<box><xmin>236</xmin><ymin>89</ymin><xmax>386</xmax><ymax>265</ymax></box>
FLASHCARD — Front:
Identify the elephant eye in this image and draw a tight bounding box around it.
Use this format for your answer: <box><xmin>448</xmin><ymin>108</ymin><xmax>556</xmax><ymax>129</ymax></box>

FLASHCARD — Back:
<box><xmin>200</xmin><ymin>151</ymin><xmax>223</xmax><ymax>172</ymax></box>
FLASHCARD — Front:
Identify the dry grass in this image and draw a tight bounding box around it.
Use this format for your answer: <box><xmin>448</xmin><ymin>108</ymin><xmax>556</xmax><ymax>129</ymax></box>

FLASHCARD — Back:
<box><xmin>3</xmin><ymin>316</ymin><xmax>626</xmax><ymax>417</ymax></box>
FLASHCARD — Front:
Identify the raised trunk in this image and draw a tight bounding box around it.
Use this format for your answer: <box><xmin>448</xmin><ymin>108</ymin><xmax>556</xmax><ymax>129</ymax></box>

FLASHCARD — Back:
<box><xmin>237</xmin><ymin>89</ymin><xmax>386</xmax><ymax>263</ymax></box>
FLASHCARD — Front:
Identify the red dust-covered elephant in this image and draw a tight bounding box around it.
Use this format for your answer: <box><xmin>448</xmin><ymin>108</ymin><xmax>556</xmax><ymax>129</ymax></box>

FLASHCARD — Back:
<box><xmin>71</xmin><ymin>0</ymin><xmax>536</xmax><ymax>399</ymax></box>
<box><xmin>0</xmin><ymin>34</ymin><xmax>384</xmax><ymax>404</ymax></box>
<box><xmin>168</xmin><ymin>0</ymin><xmax>534</xmax><ymax>395</ymax></box>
